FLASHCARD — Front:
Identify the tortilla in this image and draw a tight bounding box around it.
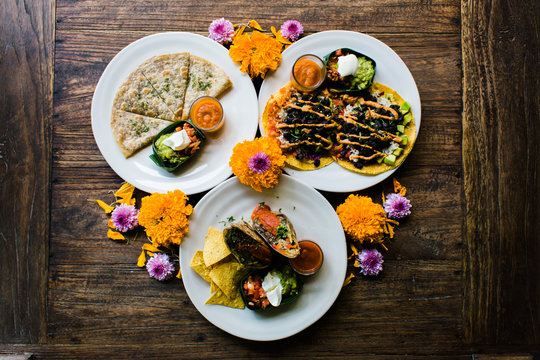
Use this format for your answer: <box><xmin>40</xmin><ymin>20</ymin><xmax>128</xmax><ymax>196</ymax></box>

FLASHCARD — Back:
<box><xmin>190</xmin><ymin>250</ymin><xmax>211</xmax><ymax>283</ymax></box>
<box><xmin>181</xmin><ymin>55</ymin><xmax>232</xmax><ymax>120</ymax></box>
<box><xmin>140</xmin><ymin>53</ymin><xmax>190</xmax><ymax>120</ymax></box>
<box><xmin>334</xmin><ymin>83</ymin><xmax>416</xmax><ymax>175</ymax></box>
<box><xmin>203</xmin><ymin>226</ymin><xmax>231</xmax><ymax>267</ymax></box>
<box><xmin>205</xmin><ymin>288</ymin><xmax>245</xmax><ymax>309</ymax></box>
<box><xmin>110</xmin><ymin>110</ymin><xmax>171</xmax><ymax>158</ymax></box>
<box><xmin>112</xmin><ymin>66</ymin><xmax>175</xmax><ymax>121</ymax></box>
<box><xmin>261</xmin><ymin>82</ymin><xmax>334</xmax><ymax>170</ymax></box>
<box><xmin>208</xmin><ymin>260</ymin><xmax>246</xmax><ymax>298</ymax></box>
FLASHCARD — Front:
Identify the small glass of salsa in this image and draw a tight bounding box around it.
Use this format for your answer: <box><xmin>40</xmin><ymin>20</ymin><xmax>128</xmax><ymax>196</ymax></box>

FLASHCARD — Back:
<box><xmin>290</xmin><ymin>54</ymin><xmax>326</xmax><ymax>92</ymax></box>
<box><xmin>289</xmin><ymin>240</ymin><xmax>324</xmax><ymax>276</ymax></box>
<box><xmin>189</xmin><ymin>95</ymin><xmax>224</xmax><ymax>132</ymax></box>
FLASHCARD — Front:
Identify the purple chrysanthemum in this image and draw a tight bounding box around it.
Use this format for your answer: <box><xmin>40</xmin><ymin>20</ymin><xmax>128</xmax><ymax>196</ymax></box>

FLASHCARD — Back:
<box><xmin>146</xmin><ymin>253</ymin><xmax>175</xmax><ymax>281</ymax></box>
<box><xmin>208</xmin><ymin>18</ymin><xmax>235</xmax><ymax>44</ymax></box>
<box><xmin>383</xmin><ymin>193</ymin><xmax>412</xmax><ymax>219</ymax></box>
<box><xmin>280</xmin><ymin>20</ymin><xmax>304</xmax><ymax>42</ymax></box>
<box><xmin>248</xmin><ymin>151</ymin><xmax>271</xmax><ymax>174</ymax></box>
<box><xmin>111</xmin><ymin>204</ymin><xmax>139</xmax><ymax>232</ymax></box>
<box><xmin>357</xmin><ymin>248</ymin><xmax>384</xmax><ymax>276</ymax></box>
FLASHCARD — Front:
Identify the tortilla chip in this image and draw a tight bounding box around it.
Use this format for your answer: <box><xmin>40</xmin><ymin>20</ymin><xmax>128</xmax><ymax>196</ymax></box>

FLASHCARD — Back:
<box><xmin>210</xmin><ymin>280</ymin><xmax>219</xmax><ymax>293</ymax></box>
<box><xmin>190</xmin><ymin>250</ymin><xmax>211</xmax><ymax>282</ymax></box>
<box><xmin>203</xmin><ymin>227</ymin><xmax>231</xmax><ymax>267</ymax></box>
<box><xmin>208</xmin><ymin>260</ymin><xmax>246</xmax><ymax>298</ymax></box>
<box><xmin>205</xmin><ymin>288</ymin><xmax>245</xmax><ymax>309</ymax></box>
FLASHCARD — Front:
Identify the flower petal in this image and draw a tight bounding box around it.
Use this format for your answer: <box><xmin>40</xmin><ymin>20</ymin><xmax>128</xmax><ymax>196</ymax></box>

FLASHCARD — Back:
<box><xmin>343</xmin><ymin>273</ymin><xmax>355</xmax><ymax>286</ymax></box>
<box><xmin>248</xmin><ymin>20</ymin><xmax>264</xmax><ymax>31</ymax></box>
<box><xmin>93</xmin><ymin>200</ymin><xmax>115</xmax><ymax>213</ymax></box>
<box><xmin>137</xmin><ymin>249</ymin><xmax>146</xmax><ymax>267</ymax></box>
<box><xmin>176</xmin><ymin>268</ymin><xmax>182</xmax><ymax>279</ymax></box>
<box><xmin>107</xmin><ymin>229</ymin><xmax>125</xmax><ymax>240</ymax></box>
<box><xmin>108</xmin><ymin>218</ymin><xmax>115</xmax><ymax>229</ymax></box>
<box><xmin>393</xmin><ymin>178</ymin><xmax>407</xmax><ymax>196</ymax></box>
<box><xmin>142</xmin><ymin>243</ymin><xmax>160</xmax><ymax>252</ymax></box>
<box><xmin>274</xmin><ymin>30</ymin><xmax>292</xmax><ymax>45</ymax></box>
<box><xmin>115</xmin><ymin>182</ymin><xmax>135</xmax><ymax>201</ymax></box>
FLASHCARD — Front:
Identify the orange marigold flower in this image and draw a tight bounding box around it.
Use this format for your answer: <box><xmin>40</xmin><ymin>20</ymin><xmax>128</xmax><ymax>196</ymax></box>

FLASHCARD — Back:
<box><xmin>336</xmin><ymin>194</ymin><xmax>388</xmax><ymax>245</ymax></box>
<box><xmin>229</xmin><ymin>137</ymin><xmax>286</xmax><ymax>192</ymax></box>
<box><xmin>138</xmin><ymin>190</ymin><xmax>193</xmax><ymax>247</ymax></box>
<box><xmin>229</xmin><ymin>31</ymin><xmax>282</xmax><ymax>78</ymax></box>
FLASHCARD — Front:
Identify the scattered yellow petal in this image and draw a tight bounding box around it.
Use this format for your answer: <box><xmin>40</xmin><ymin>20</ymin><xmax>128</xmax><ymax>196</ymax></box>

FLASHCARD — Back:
<box><xmin>353</xmin><ymin>259</ymin><xmax>360</xmax><ymax>268</ymax></box>
<box><xmin>381</xmin><ymin>243</ymin><xmax>388</xmax><ymax>251</ymax></box>
<box><xmin>273</xmin><ymin>29</ymin><xmax>292</xmax><ymax>45</ymax></box>
<box><xmin>393</xmin><ymin>178</ymin><xmax>407</xmax><ymax>196</ymax></box>
<box><xmin>117</xmin><ymin>197</ymin><xmax>136</xmax><ymax>206</ymax></box>
<box><xmin>350</xmin><ymin>244</ymin><xmax>359</xmax><ymax>255</ymax></box>
<box><xmin>108</xmin><ymin>218</ymin><xmax>115</xmax><ymax>229</ymax></box>
<box><xmin>248</xmin><ymin>20</ymin><xmax>264</xmax><ymax>31</ymax></box>
<box><xmin>137</xmin><ymin>250</ymin><xmax>146</xmax><ymax>267</ymax></box>
<box><xmin>93</xmin><ymin>200</ymin><xmax>114</xmax><ymax>213</ymax></box>
<box><xmin>146</xmin><ymin>251</ymin><xmax>154</xmax><ymax>257</ymax></box>
<box><xmin>142</xmin><ymin>243</ymin><xmax>160</xmax><ymax>253</ymax></box>
<box><xmin>382</xmin><ymin>191</ymin><xmax>386</xmax><ymax>204</ymax></box>
<box><xmin>343</xmin><ymin>273</ymin><xmax>355</xmax><ymax>286</ymax></box>
<box><xmin>176</xmin><ymin>268</ymin><xmax>182</xmax><ymax>279</ymax></box>
<box><xmin>234</xmin><ymin>25</ymin><xmax>246</xmax><ymax>37</ymax></box>
<box><xmin>115</xmin><ymin>183</ymin><xmax>135</xmax><ymax>201</ymax></box>
<box><xmin>107</xmin><ymin>229</ymin><xmax>125</xmax><ymax>240</ymax></box>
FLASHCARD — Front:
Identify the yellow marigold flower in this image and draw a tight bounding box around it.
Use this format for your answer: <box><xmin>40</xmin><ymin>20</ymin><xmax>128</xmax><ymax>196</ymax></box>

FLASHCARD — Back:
<box><xmin>229</xmin><ymin>137</ymin><xmax>286</xmax><ymax>192</ymax></box>
<box><xmin>336</xmin><ymin>194</ymin><xmax>388</xmax><ymax>245</ymax></box>
<box><xmin>229</xmin><ymin>31</ymin><xmax>282</xmax><ymax>78</ymax></box>
<box><xmin>138</xmin><ymin>190</ymin><xmax>193</xmax><ymax>247</ymax></box>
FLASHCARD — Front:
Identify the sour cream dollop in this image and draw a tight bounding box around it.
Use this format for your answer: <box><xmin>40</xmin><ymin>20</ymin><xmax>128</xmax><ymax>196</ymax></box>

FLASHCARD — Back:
<box><xmin>262</xmin><ymin>271</ymin><xmax>283</xmax><ymax>307</ymax></box>
<box><xmin>163</xmin><ymin>129</ymin><xmax>191</xmax><ymax>151</ymax></box>
<box><xmin>337</xmin><ymin>54</ymin><xmax>359</xmax><ymax>77</ymax></box>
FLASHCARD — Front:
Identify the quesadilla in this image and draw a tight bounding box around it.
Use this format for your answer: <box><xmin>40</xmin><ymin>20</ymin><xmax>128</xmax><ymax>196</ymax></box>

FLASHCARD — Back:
<box><xmin>110</xmin><ymin>110</ymin><xmax>171</xmax><ymax>158</ymax></box>
<box><xmin>112</xmin><ymin>66</ymin><xmax>175</xmax><ymax>121</ymax></box>
<box><xmin>181</xmin><ymin>55</ymin><xmax>232</xmax><ymax>120</ymax></box>
<box><xmin>140</xmin><ymin>53</ymin><xmax>190</xmax><ymax>120</ymax></box>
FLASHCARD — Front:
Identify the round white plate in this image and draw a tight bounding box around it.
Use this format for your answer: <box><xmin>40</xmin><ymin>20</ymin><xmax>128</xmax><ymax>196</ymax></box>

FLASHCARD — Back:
<box><xmin>259</xmin><ymin>30</ymin><xmax>421</xmax><ymax>192</ymax></box>
<box><xmin>92</xmin><ymin>32</ymin><xmax>258</xmax><ymax>194</ymax></box>
<box><xmin>180</xmin><ymin>175</ymin><xmax>347</xmax><ymax>341</ymax></box>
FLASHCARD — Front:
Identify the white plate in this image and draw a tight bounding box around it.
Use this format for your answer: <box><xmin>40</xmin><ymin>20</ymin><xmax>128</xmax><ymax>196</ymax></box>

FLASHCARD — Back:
<box><xmin>92</xmin><ymin>32</ymin><xmax>258</xmax><ymax>194</ymax></box>
<box><xmin>180</xmin><ymin>175</ymin><xmax>347</xmax><ymax>341</ymax></box>
<box><xmin>259</xmin><ymin>30</ymin><xmax>421</xmax><ymax>192</ymax></box>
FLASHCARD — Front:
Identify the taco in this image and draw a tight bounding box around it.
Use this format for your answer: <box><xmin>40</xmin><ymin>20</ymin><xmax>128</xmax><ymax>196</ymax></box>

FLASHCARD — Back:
<box><xmin>332</xmin><ymin>83</ymin><xmax>416</xmax><ymax>175</ymax></box>
<box><xmin>261</xmin><ymin>82</ymin><xmax>337</xmax><ymax>170</ymax></box>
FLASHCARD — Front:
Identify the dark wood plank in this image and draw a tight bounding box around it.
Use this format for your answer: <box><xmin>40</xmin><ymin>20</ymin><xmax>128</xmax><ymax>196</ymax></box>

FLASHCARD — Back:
<box><xmin>55</xmin><ymin>0</ymin><xmax>460</xmax><ymax>34</ymax></box>
<box><xmin>0</xmin><ymin>0</ymin><xmax>54</xmax><ymax>344</ymax></box>
<box><xmin>462</xmin><ymin>0</ymin><xmax>540</xmax><ymax>345</ymax></box>
<box><xmin>45</xmin><ymin>261</ymin><xmax>463</xmax><ymax>354</ymax></box>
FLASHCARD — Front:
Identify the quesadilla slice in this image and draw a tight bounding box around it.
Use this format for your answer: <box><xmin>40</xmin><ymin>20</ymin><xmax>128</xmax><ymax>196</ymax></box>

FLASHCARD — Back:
<box><xmin>332</xmin><ymin>83</ymin><xmax>416</xmax><ymax>175</ymax></box>
<box><xmin>181</xmin><ymin>55</ymin><xmax>232</xmax><ymax>120</ymax></box>
<box><xmin>111</xmin><ymin>110</ymin><xmax>171</xmax><ymax>158</ymax></box>
<box><xmin>140</xmin><ymin>53</ymin><xmax>190</xmax><ymax>120</ymax></box>
<box><xmin>262</xmin><ymin>82</ymin><xmax>336</xmax><ymax>170</ymax></box>
<box><xmin>112</xmin><ymin>66</ymin><xmax>175</xmax><ymax>121</ymax></box>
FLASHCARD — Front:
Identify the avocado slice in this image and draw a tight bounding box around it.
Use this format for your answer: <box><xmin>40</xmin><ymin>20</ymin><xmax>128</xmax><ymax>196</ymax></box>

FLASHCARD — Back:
<box><xmin>400</xmin><ymin>101</ymin><xmax>411</xmax><ymax>114</ymax></box>
<box><xmin>403</xmin><ymin>113</ymin><xmax>412</xmax><ymax>125</ymax></box>
<box><xmin>393</xmin><ymin>148</ymin><xmax>403</xmax><ymax>156</ymax></box>
<box><xmin>383</xmin><ymin>154</ymin><xmax>396</xmax><ymax>165</ymax></box>
<box><xmin>400</xmin><ymin>135</ymin><xmax>408</xmax><ymax>145</ymax></box>
<box><xmin>396</xmin><ymin>124</ymin><xmax>405</xmax><ymax>133</ymax></box>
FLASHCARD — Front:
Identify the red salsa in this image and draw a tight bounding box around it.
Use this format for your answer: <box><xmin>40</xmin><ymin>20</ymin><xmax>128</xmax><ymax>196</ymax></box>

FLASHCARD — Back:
<box><xmin>289</xmin><ymin>240</ymin><xmax>323</xmax><ymax>275</ymax></box>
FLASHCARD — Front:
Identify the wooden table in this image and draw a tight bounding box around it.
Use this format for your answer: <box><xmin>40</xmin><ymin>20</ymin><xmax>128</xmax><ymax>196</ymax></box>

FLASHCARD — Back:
<box><xmin>1</xmin><ymin>0</ymin><xmax>538</xmax><ymax>358</ymax></box>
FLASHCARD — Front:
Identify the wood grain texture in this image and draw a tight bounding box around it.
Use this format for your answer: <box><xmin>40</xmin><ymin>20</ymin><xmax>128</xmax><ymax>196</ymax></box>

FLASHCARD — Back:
<box><xmin>462</xmin><ymin>0</ymin><xmax>540</xmax><ymax>346</ymax></box>
<box><xmin>0</xmin><ymin>0</ymin><xmax>54</xmax><ymax>344</ymax></box>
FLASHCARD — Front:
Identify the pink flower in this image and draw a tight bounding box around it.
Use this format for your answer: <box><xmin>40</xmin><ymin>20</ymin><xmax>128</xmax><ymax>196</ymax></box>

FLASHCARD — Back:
<box><xmin>111</xmin><ymin>204</ymin><xmax>139</xmax><ymax>232</ymax></box>
<box><xmin>383</xmin><ymin>193</ymin><xmax>412</xmax><ymax>219</ymax></box>
<box><xmin>208</xmin><ymin>18</ymin><xmax>235</xmax><ymax>44</ymax></box>
<box><xmin>248</xmin><ymin>151</ymin><xmax>271</xmax><ymax>174</ymax></box>
<box><xmin>146</xmin><ymin>253</ymin><xmax>175</xmax><ymax>281</ymax></box>
<box><xmin>357</xmin><ymin>249</ymin><xmax>384</xmax><ymax>276</ymax></box>
<box><xmin>280</xmin><ymin>20</ymin><xmax>303</xmax><ymax>42</ymax></box>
